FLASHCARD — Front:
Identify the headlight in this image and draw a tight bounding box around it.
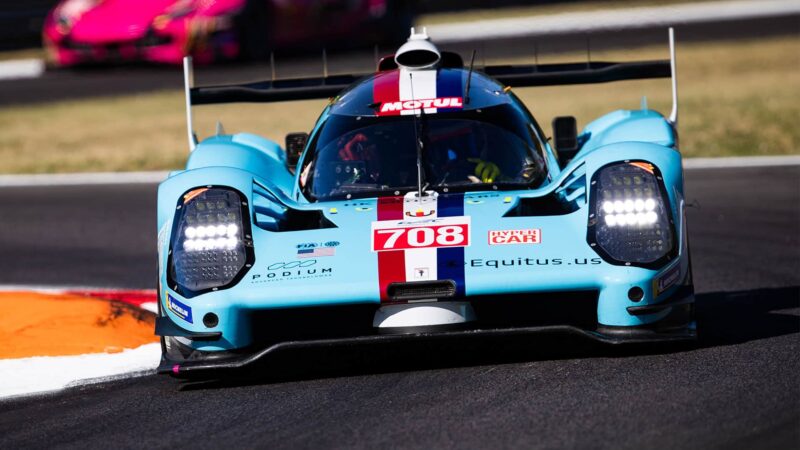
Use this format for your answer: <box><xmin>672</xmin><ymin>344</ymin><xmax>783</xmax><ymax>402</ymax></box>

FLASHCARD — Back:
<box><xmin>168</xmin><ymin>187</ymin><xmax>253</xmax><ymax>296</ymax></box>
<box><xmin>588</xmin><ymin>161</ymin><xmax>676</xmax><ymax>267</ymax></box>
<box><xmin>55</xmin><ymin>0</ymin><xmax>103</xmax><ymax>34</ymax></box>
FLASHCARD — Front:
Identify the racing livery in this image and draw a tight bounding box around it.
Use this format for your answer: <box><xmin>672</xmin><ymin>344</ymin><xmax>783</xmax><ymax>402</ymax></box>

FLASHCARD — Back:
<box><xmin>156</xmin><ymin>28</ymin><xmax>695</xmax><ymax>377</ymax></box>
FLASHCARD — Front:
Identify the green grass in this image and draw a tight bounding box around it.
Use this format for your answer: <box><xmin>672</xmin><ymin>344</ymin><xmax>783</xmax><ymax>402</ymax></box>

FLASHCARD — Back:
<box><xmin>0</xmin><ymin>35</ymin><xmax>797</xmax><ymax>174</ymax></box>
<box><xmin>509</xmin><ymin>36</ymin><xmax>800</xmax><ymax>158</ymax></box>
<box><xmin>0</xmin><ymin>48</ymin><xmax>45</xmax><ymax>62</ymax></box>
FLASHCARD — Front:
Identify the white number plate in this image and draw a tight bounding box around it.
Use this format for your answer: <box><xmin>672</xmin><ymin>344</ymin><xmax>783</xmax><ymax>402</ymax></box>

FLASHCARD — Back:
<box><xmin>371</xmin><ymin>217</ymin><xmax>471</xmax><ymax>252</ymax></box>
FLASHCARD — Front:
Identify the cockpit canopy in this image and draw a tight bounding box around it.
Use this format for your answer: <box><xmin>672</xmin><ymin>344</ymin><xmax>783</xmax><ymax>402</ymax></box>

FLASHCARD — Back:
<box><xmin>300</xmin><ymin>102</ymin><xmax>548</xmax><ymax>201</ymax></box>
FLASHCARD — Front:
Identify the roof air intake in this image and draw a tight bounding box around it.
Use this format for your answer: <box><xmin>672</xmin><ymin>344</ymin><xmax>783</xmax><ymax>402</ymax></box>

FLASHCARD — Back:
<box><xmin>394</xmin><ymin>27</ymin><xmax>440</xmax><ymax>70</ymax></box>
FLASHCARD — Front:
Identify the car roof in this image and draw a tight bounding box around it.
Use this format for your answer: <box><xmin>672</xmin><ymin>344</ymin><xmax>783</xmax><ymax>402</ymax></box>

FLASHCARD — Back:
<box><xmin>328</xmin><ymin>67</ymin><xmax>514</xmax><ymax>117</ymax></box>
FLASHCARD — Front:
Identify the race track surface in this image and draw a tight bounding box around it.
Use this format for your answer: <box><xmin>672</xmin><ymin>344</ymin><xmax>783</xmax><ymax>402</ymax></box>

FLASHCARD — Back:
<box><xmin>0</xmin><ymin>165</ymin><xmax>798</xmax><ymax>449</ymax></box>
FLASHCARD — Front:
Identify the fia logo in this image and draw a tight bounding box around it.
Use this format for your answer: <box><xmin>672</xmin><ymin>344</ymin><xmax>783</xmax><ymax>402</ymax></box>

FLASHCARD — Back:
<box><xmin>296</xmin><ymin>241</ymin><xmax>340</xmax><ymax>250</ymax></box>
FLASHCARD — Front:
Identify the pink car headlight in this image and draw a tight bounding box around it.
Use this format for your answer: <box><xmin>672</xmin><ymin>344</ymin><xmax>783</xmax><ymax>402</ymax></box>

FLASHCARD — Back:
<box><xmin>54</xmin><ymin>0</ymin><xmax>104</xmax><ymax>34</ymax></box>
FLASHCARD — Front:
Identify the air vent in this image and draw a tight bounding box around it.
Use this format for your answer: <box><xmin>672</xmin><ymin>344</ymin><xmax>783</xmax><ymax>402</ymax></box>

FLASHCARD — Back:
<box><xmin>252</xmin><ymin>181</ymin><xmax>337</xmax><ymax>232</ymax></box>
<box><xmin>504</xmin><ymin>163</ymin><xmax>586</xmax><ymax>217</ymax></box>
<box><xmin>387</xmin><ymin>280</ymin><xmax>456</xmax><ymax>301</ymax></box>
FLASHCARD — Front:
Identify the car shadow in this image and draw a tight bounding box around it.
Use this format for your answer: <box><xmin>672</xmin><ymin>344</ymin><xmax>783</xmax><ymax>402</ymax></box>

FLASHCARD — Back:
<box><xmin>695</xmin><ymin>285</ymin><xmax>799</xmax><ymax>347</ymax></box>
<box><xmin>178</xmin><ymin>286</ymin><xmax>799</xmax><ymax>392</ymax></box>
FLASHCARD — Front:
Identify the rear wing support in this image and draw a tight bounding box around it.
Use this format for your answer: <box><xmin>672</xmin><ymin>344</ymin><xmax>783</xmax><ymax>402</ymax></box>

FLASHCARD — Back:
<box><xmin>183</xmin><ymin>56</ymin><xmax>197</xmax><ymax>151</ymax></box>
<box><xmin>180</xmin><ymin>28</ymin><xmax>679</xmax><ymax>152</ymax></box>
<box><xmin>668</xmin><ymin>27</ymin><xmax>679</xmax><ymax>126</ymax></box>
<box><xmin>485</xmin><ymin>27</ymin><xmax>678</xmax><ymax>126</ymax></box>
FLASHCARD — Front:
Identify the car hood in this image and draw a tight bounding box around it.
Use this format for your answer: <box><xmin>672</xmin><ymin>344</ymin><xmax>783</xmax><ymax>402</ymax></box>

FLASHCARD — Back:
<box><xmin>68</xmin><ymin>0</ymin><xmax>175</xmax><ymax>42</ymax></box>
<box><xmin>238</xmin><ymin>188</ymin><xmax>602</xmax><ymax>307</ymax></box>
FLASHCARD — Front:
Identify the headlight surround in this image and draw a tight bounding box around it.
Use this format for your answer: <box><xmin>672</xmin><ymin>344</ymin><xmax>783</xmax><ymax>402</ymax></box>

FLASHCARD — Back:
<box><xmin>55</xmin><ymin>0</ymin><xmax>103</xmax><ymax>34</ymax></box>
<box><xmin>168</xmin><ymin>186</ymin><xmax>254</xmax><ymax>297</ymax></box>
<box><xmin>587</xmin><ymin>161</ymin><xmax>677</xmax><ymax>268</ymax></box>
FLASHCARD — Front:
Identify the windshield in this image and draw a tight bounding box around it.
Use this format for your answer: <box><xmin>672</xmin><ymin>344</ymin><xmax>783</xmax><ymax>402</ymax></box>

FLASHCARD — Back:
<box><xmin>300</xmin><ymin>105</ymin><xmax>547</xmax><ymax>201</ymax></box>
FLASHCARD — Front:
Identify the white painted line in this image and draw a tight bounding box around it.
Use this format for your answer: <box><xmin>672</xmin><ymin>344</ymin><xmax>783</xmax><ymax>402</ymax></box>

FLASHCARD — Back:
<box><xmin>140</xmin><ymin>302</ymin><xmax>159</xmax><ymax>314</ymax></box>
<box><xmin>427</xmin><ymin>0</ymin><xmax>800</xmax><ymax>43</ymax></box>
<box><xmin>0</xmin><ymin>58</ymin><xmax>45</xmax><ymax>81</ymax></box>
<box><xmin>0</xmin><ymin>170</ymin><xmax>170</xmax><ymax>187</ymax></box>
<box><xmin>684</xmin><ymin>155</ymin><xmax>800</xmax><ymax>169</ymax></box>
<box><xmin>0</xmin><ymin>344</ymin><xmax>160</xmax><ymax>400</ymax></box>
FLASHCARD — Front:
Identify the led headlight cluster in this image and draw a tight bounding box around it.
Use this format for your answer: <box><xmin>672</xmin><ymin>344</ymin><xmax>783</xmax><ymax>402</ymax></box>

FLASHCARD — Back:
<box><xmin>182</xmin><ymin>224</ymin><xmax>239</xmax><ymax>251</ymax></box>
<box><xmin>601</xmin><ymin>198</ymin><xmax>658</xmax><ymax>227</ymax></box>
<box><xmin>169</xmin><ymin>187</ymin><xmax>253</xmax><ymax>295</ymax></box>
<box><xmin>589</xmin><ymin>162</ymin><xmax>675</xmax><ymax>266</ymax></box>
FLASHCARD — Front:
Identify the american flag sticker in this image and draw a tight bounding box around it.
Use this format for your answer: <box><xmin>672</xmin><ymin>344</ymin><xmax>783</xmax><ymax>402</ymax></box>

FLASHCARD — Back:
<box><xmin>297</xmin><ymin>247</ymin><xmax>335</xmax><ymax>258</ymax></box>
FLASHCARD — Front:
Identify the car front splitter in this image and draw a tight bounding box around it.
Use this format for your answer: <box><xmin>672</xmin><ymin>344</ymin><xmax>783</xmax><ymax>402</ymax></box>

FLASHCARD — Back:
<box><xmin>158</xmin><ymin>323</ymin><xmax>696</xmax><ymax>377</ymax></box>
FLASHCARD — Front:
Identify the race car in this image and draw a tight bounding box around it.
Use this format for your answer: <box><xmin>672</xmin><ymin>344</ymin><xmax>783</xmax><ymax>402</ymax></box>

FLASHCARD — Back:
<box><xmin>43</xmin><ymin>0</ymin><xmax>412</xmax><ymax>66</ymax></box>
<box><xmin>156</xmin><ymin>28</ymin><xmax>695</xmax><ymax>377</ymax></box>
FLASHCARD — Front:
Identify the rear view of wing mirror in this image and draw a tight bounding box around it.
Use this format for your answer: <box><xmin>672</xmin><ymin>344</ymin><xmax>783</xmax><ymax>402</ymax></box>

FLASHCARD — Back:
<box><xmin>285</xmin><ymin>132</ymin><xmax>308</xmax><ymax>169</ymax></box>
<box><xmin>552</xmin><ymin>116</ymin><xmax>579</xmax><ymax>168</ymax></box>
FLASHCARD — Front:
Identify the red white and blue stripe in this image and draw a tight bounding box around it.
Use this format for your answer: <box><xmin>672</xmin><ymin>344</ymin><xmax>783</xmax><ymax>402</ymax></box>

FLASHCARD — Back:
<box><xmin>373</xmin><ymin>67</ymin><xmax>464</xmax><ymax>116</ymax></box>
<box><xmin>375</xmin><ymin>193</ymin><xmax>467</xmax><ymax>302</ymax></box>
<box><xmin>372</xmin><ymin>67</ymin><xmax>468</xmax><ymax>300</ymax></box>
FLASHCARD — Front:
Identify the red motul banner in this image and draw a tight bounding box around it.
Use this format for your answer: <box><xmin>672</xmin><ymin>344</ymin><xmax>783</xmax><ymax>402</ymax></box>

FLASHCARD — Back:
<box><xmin>379</xmin><ymin>97</ymin><xmax>464</xmax><ymax>115</ymax></box>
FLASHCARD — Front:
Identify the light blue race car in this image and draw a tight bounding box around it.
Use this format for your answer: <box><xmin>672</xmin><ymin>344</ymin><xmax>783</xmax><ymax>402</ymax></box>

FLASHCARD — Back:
<box><xmin>156</xmin><ymin>28</ymin><xmax>695</xmax><ymax>377</ymax></box>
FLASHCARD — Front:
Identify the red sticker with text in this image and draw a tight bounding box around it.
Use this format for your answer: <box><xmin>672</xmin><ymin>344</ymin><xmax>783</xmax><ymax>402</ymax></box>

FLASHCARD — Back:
<box><xmin>372</xmin><ymin>217</ymin><xmax>471</xmax><ymax>252</ymax></box>
<box><xmin>378</xmin><ymin>97</ymin><xmax>463</xmax><ymax>115</ymax></box>
<box><xmin>488</xmin><ymin>229</ymin><xmax>541</xmax><ymax>245</ymax></box>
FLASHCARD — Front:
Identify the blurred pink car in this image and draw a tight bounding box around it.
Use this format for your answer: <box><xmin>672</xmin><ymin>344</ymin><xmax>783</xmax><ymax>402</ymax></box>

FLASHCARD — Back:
<box><xmin>43</xmin><ymin>0</ymin><xmax>412</xmax><ymax>66</ymax></box>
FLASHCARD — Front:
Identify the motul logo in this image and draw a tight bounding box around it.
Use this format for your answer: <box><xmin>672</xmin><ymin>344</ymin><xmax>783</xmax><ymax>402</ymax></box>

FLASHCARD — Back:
<box><xmin>380</xmin><ymin>97</ymin><xmax>464</xmax><ymax>114</ymax></box>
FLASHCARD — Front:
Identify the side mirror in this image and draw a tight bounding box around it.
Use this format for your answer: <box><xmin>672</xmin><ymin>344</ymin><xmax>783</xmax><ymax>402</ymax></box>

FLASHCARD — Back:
<box><xmin>285</xmin><ymin>132</ymin><xmax>308</xmax><ymax>169</ymax></box>
<box><xmin>552</xmin><ymin>116</ymin><xmax>579</xmax><ymax>167</ymax></box>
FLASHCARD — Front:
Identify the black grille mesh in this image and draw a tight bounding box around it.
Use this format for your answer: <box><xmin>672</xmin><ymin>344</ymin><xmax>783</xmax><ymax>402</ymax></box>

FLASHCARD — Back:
<box><xmin>387</xmin><ymin>280</ymin><xmax>456</xmax><ymax>301</ymax></box>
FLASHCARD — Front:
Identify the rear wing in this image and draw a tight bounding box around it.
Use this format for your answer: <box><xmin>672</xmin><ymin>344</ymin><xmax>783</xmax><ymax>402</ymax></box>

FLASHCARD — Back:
<box><xmin>183</xmin><ymin>28</ymin><xmax>678</xmax><ymax>151</ymax></box>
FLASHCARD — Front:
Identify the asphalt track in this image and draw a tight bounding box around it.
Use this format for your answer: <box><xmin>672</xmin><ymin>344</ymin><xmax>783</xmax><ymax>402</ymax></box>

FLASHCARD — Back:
<box><xmin>0</xmin><ymin>164</ymin><xmax>798</xmax><ymax>449</ymax></box>
<box><xmin>1</xmin><ymin>14</ymin><xmax>798</xmax><ymax>106</ymax></box>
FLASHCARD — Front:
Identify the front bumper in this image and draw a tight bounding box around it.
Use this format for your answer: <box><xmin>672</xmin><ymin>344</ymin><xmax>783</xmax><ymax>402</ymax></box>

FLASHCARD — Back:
<box><xmin>157</xmin><ymin>286</ymin><xmax>695</xmax><ymax>377</ymax></box>
<box><xmin>46</xmin><ymin>30</ymin><xmax>238</xmax><ymax>66</ymax></box>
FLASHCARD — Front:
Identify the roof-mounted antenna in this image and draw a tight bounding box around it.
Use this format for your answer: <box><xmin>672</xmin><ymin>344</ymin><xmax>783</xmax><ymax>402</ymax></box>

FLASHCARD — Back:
<box><xmin>668</xmin><ymin>27</ymin><xmax>679</xmax><ymax>126</ymax></box>
<box><xmin>464</xmin><ymin>50</ymin><xmax>476</xmax><ymax>104</ymax></box>
<box><xmin>585</xmin><ymin>35</ymin><xmax>592</xmax><ymax>68</ymax></box>
<box><xmin>215</xmin><ymin>120</ymin><xmax>225</xmax><ymax>136</ymax></box>
<box><xmin>270</xmin><ymin>51</ymin><xmax>276</xmax><ymax>83</ymax></box>
<box><xmin>409</xmin><ymin>72</ymin><xmax>425</xmax><ymax>200</ymax></box>
<box><xmin>322</xmin><ymin>48</ymin><xmax>328</xmax><ymax>79</ymax></box>
<box><xmin>182</xmin><ymin>56</ymin><xmax>196</xmax><ymax>152</ymax></box>
<box><xmin>373</xmin><ymin>44</ymin><xmax>379</xmax><ymax>69</ymax></box>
